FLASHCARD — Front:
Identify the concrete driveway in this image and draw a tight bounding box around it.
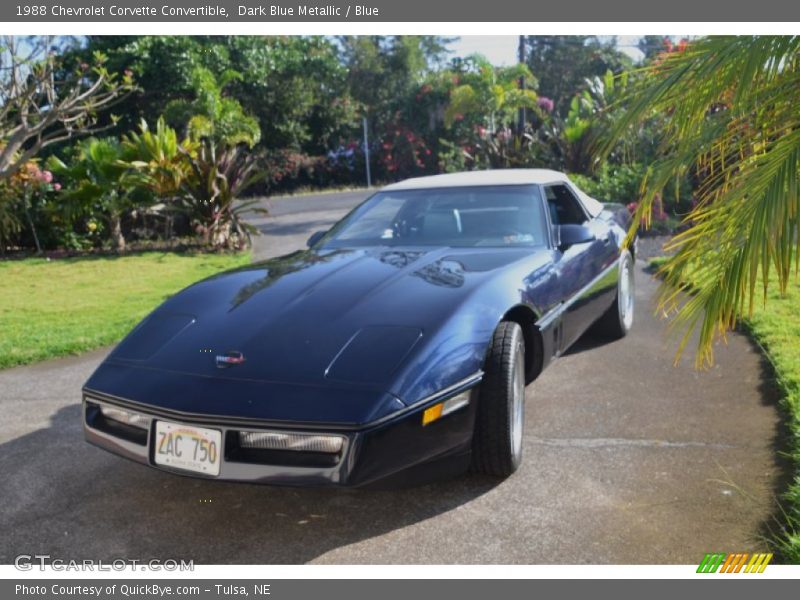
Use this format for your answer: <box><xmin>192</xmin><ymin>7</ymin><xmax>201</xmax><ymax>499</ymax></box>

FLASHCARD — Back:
<box><xmin>0</xmin><ymin>191</ymin><xmax>790</xmax><ymax>564</ymax></box>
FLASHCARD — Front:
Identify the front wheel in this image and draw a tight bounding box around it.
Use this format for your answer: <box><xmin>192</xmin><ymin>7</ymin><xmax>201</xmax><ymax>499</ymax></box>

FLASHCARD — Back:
<box><xmin>471</xmin><ymin>321</ymin><xmax>526</xmax><ymax>478</ymax></box>
<box><xmin>594</xmin><ymin>250</ymin><xmax>635</xmax><ymax>339</ymax></box>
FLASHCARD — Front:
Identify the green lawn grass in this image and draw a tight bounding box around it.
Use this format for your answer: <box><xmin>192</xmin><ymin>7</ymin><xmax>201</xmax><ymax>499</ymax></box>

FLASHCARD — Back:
<box><xmin>746</xmin><ymin>277</ymin><xmax>800</xmax><ymax>562</ymax></box>
<box><xmin>0</xmin><ymin>252</ymin><xmax>250</xmax><ymax>369</ymax></box>
<box><xmin>647</xmin><ymin>256</ymin><xmax>670</xmax><ymax>271</ymax></box>
<box><xmin>648</xmin><ymin>256</ymin><xmax>800</xmax><ymax>561</ymax></box>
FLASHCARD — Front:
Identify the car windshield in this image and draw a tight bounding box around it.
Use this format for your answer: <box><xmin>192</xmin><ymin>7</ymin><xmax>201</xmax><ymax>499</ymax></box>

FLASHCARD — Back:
<box><xmin>321</xmin><ymin>185</ymin><xmax>548</xmax><ymax>248</ymax></box>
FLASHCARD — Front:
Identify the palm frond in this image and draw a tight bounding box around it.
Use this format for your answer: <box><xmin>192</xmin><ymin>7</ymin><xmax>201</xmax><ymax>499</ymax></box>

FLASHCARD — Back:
<box><xmin>597</xmin><ymin>35</ymin><xmax>800</xmax><ymax>366</ymax></box>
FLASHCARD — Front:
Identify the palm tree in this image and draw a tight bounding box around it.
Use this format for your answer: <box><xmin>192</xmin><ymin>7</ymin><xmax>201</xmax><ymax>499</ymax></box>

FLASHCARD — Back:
<box><xmin>600</xmin><ymin>36</ymin><xmax>800</xmax><ymax>367</ymax></box>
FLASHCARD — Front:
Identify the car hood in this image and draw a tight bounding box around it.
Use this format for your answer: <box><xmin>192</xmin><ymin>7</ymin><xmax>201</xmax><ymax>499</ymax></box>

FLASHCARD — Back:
<box><xmin>85</xmin><ymin>246</ymin><xmax>544</xmax><ymax>424</ymax></box>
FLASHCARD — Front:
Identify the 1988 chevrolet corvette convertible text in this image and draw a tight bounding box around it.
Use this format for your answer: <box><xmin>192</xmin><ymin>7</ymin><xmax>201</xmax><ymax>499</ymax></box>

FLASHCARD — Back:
<box><xmin>83</xmin><ymin>169</ymin><xmax>636</xmax><ymax>486</ymax></box>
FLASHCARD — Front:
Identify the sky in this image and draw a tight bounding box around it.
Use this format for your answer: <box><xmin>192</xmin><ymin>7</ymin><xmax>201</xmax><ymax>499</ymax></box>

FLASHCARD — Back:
<box><xmin>448</xmin><ymin>35</ymin><xmax>646</xmax><ymax>65</ymax></box>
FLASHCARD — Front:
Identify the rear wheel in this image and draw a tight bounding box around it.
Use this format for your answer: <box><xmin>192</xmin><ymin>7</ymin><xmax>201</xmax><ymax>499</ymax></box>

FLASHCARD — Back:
<box><xmin>471</xmin><ymin>321</ymin><xmax>526</xmax><ymax>478</ymax></box>
<box><xmin>594</xmin><ymin>250</ymin><xmax>635</xmax><ymax>339</ymax></box>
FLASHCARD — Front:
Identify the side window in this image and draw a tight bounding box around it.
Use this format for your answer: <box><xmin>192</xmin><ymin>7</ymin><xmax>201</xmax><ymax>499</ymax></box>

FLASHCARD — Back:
<box><xmin>544</xmin><ymin>184</ymin><xmax>588</xmax><ymax>226</ymax></box>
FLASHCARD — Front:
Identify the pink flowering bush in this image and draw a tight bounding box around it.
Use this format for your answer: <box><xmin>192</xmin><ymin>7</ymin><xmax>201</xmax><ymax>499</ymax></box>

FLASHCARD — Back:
<box><xmin>1</xmin><ymin>161</ymin><xmax>63</xmax><ymax>252</ymax></box>
<box><xmin>537</xmin><ymin>96</ymin><xmax>555</xmax><ymax>113</ymax></box>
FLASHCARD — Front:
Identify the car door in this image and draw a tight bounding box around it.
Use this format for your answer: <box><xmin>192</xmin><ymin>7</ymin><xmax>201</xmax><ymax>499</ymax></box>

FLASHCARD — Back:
<box><xmin>544</xmin><ymin>183</ymin><xmax>617</xmax><ymax>351</ymax></box>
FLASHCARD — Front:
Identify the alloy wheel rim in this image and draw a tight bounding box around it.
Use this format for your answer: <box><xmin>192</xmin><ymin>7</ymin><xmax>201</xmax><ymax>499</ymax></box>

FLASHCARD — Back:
<box><xmin>510</xmin><ymin>347</ymin><xmax>525</xmax><ymax>459</ymax></box>
<box><xmin>619</xmin><ymin>259</ymin><xmax>634</xmax><ymax>329</ymax></box>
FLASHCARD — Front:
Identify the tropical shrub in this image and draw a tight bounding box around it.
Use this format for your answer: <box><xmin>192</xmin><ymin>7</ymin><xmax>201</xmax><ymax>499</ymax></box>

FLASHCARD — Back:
<box><xmin>48</xmin><ymin>138</ymin><xmax>141</xmax><ymax>251</ymax></box>
<box><xmin>117</xmin><ymin>117</ymin><xmax>197</xmax><ymax>240</ymax></box>
<box><xmin>122</xmin><ymin>117</ymin><xmax>195</xmax><ymax>201</ymax></box>
<box><xmin>444</xmin><ymin>57</ymin><xmax>539</xmax><ymax>132</ymax></box>
<box><xmin>569</xmin><ymin>163</ymin><xmax>645</xmax><ymax>205</ymax></box>
<box><xmin>180</xmin><ymin>140</ymin><xmax>268</xmax><ymax>249</ymax></box>
<box><xmin>0</xmin><ymin>180</ymin><xmax>23</xmax><ymax>253</ymax></box>
<box><xmin>247</xmin><ymin>150</ymin><xmax>336</xmax><ymax>194</ymax></box>
<box><xmin>374</xmin><ymin>116</ymin><xmax>435</xmax><ymax>179</ymax></box>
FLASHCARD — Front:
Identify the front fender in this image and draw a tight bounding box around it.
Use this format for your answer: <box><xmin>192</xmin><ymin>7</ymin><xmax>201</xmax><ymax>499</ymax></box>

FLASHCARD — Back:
<box><xmin>388</xmin><ymin>256</ymin><xmax>553</xmax><ymax>406</ymax></box>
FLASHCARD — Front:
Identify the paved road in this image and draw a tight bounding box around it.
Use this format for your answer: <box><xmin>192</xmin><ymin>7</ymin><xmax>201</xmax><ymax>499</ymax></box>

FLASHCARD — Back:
<box><xmin>261</xmin><ymin>189</ymin><xmax>373</xmax><ymax>217</ymax></box>
<box><xmin>246</xmin><ymin>190</ymin><xmax>372</xmax><ymax>260</ymax></box>
<box><xmin>0</xmin><ymin>192</ymin><xmax>790</xmax><ymax>564</ymax></box>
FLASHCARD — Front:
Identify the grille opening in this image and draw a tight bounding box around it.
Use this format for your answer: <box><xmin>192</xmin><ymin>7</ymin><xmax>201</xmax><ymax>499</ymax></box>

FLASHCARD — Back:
<box><xmin>225</xmin><ymin>431</ymin><xmax>343</xmax><ymax>468</ymax></box>
<box><xmin>85</xmin><ymin>401</ymin><xmax>148</xmax><ymax>446</ymax></box>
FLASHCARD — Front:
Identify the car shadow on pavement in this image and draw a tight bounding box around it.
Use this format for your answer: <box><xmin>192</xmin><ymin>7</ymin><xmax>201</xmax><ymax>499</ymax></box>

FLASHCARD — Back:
<box><xmin>561</xmin><ymin>330</ymin><xmax>618</xmax><ymax>357</ymax></box>
<box><xmin>0</xmin><ymin>403</ymin><xmax>500</xmax><ymax>565</ymax></box>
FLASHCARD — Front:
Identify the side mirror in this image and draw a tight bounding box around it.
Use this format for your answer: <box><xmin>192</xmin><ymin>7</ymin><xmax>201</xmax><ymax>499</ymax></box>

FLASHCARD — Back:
<box><xmin>306</xmin><ymin>230</ymin><xmax>327</xmax><ymax>248</ymax></box>
<box><xmin>558</xmin><ymin>224</ymin><xmax>595</xmax><ymax>249</ymax></box>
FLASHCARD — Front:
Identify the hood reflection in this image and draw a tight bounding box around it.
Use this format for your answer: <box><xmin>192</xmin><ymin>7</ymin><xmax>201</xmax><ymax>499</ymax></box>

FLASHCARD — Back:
<box><xmin>227</xmin><ymin>245</ymin><xmax>534</xmax><ymax>310</ymax></box>
<box><xmin>229</xmin><ymin>249</ymin><xmax>344</xmax><ymax>309</ymax></box>
<box><xmin>413</xmin><ymin>259</ymin><xmax>466</xmax><ymax>288</ymax></box>
<box><xmin>376</xmin><ymin>249</ymin><xmax>465</xmax><ymax>289</ymax></box>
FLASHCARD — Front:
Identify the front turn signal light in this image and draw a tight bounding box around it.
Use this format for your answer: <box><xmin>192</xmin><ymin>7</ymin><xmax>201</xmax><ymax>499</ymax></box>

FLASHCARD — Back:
<box><xmin>422</xmin><ymin>390</ymin><xmax>472</xmax><ymax>426</ymax></box>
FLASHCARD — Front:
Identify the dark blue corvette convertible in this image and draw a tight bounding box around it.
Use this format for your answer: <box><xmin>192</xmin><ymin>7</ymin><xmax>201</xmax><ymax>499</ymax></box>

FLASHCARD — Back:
<box><xmin>83</xmin><ymin>169</ymin><xmax>635</xmax><ymax>486</ymax></box>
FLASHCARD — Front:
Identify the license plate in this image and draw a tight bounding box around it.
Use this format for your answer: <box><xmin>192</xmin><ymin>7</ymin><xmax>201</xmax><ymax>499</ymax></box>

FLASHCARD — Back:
<box><xmin>154</xmin><ymin>421</ymin><xmax>222</xmax><ymax>476</ymax></box>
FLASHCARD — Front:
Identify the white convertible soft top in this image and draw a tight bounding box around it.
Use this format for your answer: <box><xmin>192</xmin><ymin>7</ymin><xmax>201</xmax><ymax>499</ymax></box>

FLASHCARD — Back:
<box><xmin>381</xmin><ymin>169</ymin><xmax>604</xmax><ymax>218</ymax></box>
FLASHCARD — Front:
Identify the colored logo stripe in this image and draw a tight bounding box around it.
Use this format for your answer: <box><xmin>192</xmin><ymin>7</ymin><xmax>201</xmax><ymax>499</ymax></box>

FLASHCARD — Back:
<box><xmin>697</xmin><ymin>553</ymin><xmax>726</xmax><ymax>573</ymax></box>
<box><xmin>745</xmin><ymin>553</ymin><xmax>773</xmax><ymax>573</ymax></box>
<box><xmin>697</xmin><ymin>553</ymin><xmax>772</xmax><ymax>573</ymax></box>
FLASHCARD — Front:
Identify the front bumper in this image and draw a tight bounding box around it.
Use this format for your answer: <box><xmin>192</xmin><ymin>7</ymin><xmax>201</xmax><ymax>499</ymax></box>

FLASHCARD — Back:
<box><xmin>82</xmin><ymin>379</ymin><xmax>481</xmax><ymax>487</ymax></box>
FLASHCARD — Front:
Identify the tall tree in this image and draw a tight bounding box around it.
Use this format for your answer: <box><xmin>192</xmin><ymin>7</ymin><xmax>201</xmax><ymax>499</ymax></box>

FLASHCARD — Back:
<box><xmin>637</xmin><ymin>35</ymin><xmax>671</xmax><ymax>61</ymax></box>
<box><xmin>76</xmin><ymin>36</ymin><xmax>352</xmax><ymax>153</ymax></box>
<box><xmin>0</xmin><ymin>36</ymin><xmax>133</xmax><ymax>180</ymax></box>
<box><xmin>224</xmin><ymin>36</ymin><xmax>353</xmax><ymax>152</ymax></box>
<box><xmin>338</xmin><ymin>36</ymin><xmax>452</xmax><ymax>124</ymax></box>
<box><xmin>524</xmin><ymin>36</ymin><xmax>632</xmax><ymax>117</ymax></box>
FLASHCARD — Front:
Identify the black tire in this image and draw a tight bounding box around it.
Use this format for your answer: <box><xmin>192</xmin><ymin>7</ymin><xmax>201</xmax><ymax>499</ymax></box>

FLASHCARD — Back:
<box><xmin>471</xmin><ymin>321</ymin><xmax>526</xmax><ymax>478</ymax></box>
<box><xmin>594</xmin><ymin>250</ymin><xmax>635</xmax><ymax>339</ymax></box>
